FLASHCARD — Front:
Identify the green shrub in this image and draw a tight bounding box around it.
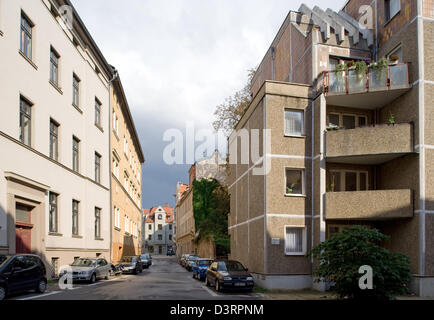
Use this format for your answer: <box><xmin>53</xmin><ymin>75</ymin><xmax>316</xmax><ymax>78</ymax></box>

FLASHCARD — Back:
<box><xmin>307</xmin><ymin>226</ymin><xmax>411</xmax><ymax>300</ymax></box>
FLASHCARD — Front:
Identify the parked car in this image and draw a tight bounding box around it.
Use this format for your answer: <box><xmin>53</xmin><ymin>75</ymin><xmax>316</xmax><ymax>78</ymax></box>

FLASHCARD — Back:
<box><xmin>185</xmin><ymin>255</ymin><xmax>199</xmax><ymax>271</ymax></box>
<box><xmin>60</xmin><ymin>257</ymin><xmax>111</xmax><ymax>283</ymax></box>
<box><xmin>117</xmin><ymin>256</ymin><xmax>142</xmax><ymax>274</ymax></box>
<box><xmin>192</xmin><ymin>258</ymin><xmax>213</xmax><ymax>280</ymax></box>
<box><xmin>205</xmin><ymin>260</ymin><xmax>254</xmax><ymax>292</ymax></box>
<box><xmin>0</xmin><ymin>254</ymin><xmax>47</xmax><ymax>301</ymax></box>
<box><xmin>167</xmin><ymin>248</ymin><xmax>175</xmax><ymax>256</ymax></box>
<box><xmin>139</xmin><ymin>253</ymin><xmax>152</xmax><ymax>269</ymax></box>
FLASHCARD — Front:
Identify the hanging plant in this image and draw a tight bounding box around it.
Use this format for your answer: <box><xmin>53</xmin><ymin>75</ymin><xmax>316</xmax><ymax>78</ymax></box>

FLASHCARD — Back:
<box><xmin>335</xmin><ymin>63</ymin><xmax>346</xmax><ymax>80</ymax></box>
<box><xmin>371</xmin><ymin>57</ymin><xmax>388</xmax><ymax>79</ymax></box>
<box><xmin>354</xmin><ymin>61</ymin><xmax>367</xmax><ymax>80</ymax></box>
<box><xmin>346</xmin><ymin>60</ymin><xmax>355</xmax><ymax>69</ymax></box>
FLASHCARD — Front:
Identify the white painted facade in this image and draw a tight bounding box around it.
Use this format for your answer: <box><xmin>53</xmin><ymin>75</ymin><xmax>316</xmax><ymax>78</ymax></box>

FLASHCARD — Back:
<box><xmin>143</xmin><ymin>206</ymin><xmax>174</xmax><ymax>255</ymax></box>
<box><xmin>0</xmin><ymin>0</ymin><xmax>112</xmax><ymax>276</ymax></box>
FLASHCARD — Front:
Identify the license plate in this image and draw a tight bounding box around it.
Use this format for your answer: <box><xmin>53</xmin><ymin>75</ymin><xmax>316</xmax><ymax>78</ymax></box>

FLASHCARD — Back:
<box><xmin>234</xmin><ymin>282</ymin><xmax>246</xmax><ymax>287</ymax></box>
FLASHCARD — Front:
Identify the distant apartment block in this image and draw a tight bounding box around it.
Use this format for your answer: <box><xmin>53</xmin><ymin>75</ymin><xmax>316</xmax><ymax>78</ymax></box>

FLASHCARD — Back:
<box><xmin>142</xmin><ymin>205</ymin><xmax>174</xmax><ymax>255</ymax></box>
<box><xmin>228</xmin><ymin>0</ymin><xmax>434</xmax><ymax>296</ymax></box>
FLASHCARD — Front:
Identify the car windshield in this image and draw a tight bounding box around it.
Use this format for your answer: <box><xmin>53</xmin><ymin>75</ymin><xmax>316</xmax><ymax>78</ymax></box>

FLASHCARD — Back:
<box><xmin>121</xmin><ymin>257</ymin><xmax>136</xmax><ymax>263</ymax></box>
<box><xmin>219</xmin><ymin>261</ymin><xmax>245</xmax><ymax>272</ymax></box>
<box><xmin>140</xmin><ymin>254</ymin><xmax>149</xmax><ymax>259</ymax></box>
<box><xmin>198</xmin><ymin>260</ymin><xmax>212</xmax><ymax>266</ymax></box>
<box><xmin>189</xmin><ymin>256</ymin><xmax>198</xmax><ymax>261</ymax></box>
<box><xmin>0</xmin><ymin>255</ymin><xmax>11</xmax><ymax>268</ymax></box>
<box><xmin>71</xmin><ymin>258</ymin><xmax>96</xmax><ymax>267</ymax></box>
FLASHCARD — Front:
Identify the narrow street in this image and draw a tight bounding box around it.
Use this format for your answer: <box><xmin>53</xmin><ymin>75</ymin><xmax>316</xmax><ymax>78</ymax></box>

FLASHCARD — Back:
<box><xmin>10</xmin><ymin>256</ymin><xmax>260</xmax><ymax>300</ymax></box>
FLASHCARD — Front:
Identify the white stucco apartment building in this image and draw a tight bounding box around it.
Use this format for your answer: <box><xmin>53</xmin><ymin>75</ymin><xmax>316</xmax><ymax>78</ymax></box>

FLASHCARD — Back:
<box><xmin>0</xmin><ymin>0</ymin><xmax>114</xmax><ymax>277</ymax></box>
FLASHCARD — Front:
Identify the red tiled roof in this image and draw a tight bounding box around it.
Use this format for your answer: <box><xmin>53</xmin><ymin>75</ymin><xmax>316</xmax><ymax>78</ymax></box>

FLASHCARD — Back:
<box><xmin>143</xmin><ymin>205</ymin><xmax>173</xmax><ymax>224</ymax></box>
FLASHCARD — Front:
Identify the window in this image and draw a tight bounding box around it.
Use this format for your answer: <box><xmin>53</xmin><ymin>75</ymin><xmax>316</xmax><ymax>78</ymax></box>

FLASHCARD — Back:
<box><xmin>95</xmin><ymin>207</ymin><xmax>101</xmax><ymax>239</ymax></box>
<box><xmin>113</xmin><ymin>111</ymin><xmax>119</xmax><ymax>136</ymax></box>
<box><xmin>95</xmin><ymin>98</ymin><xmax>101</xmax><ymax>127</ymax></box>
<box><xmin>385</xmin><ymin>0</ymin><xmax>400</xmax><ymax>22</ymax></box>
<box><xmin>19</xmin><ymin>97</ymin><xmax>32</xmax><ymax>146</ymax></box>
<box><xmin>388</xmin><ymin>45</ymin><xmax>403</xmax><ymax>62</ymax></box>
<box><xmin>20</xmin><ymin>12</ymin><xmax>33</xmax><ymax>59</ymax></box>
<box><xmin>114</xmin><ymin>207</ymin><xmax>120</xmax><ymax>229</ymax></box>
<box><xmin>327</xmin><ymin>113</ymin><xmax>368</xmax><ymax>129</ymax></box>
<box><xmin>72</xmin><ymin>74</ymin><xmax>80</xmax><ymax>107</ymax></box>
<box><xmin>112</xmin><ymin>157</ymin><xmax>119</xmax><ymax>179</ymax></box>
<box><xmin>50</xmin><ymin>47</ymin><xmax>60</xmax><ymax>86</ymax></box>
<box><xmin>284</xmin><ymin>110</ymin><xmax>304</xmax><ymax>136</ymax></box>
<box><xmin>49</xmin><ymin>192</ymin><xmax>58</xmax><ymax>233</ymax></box>
<box><xmin>327</xmin><ymin>170</ymin><xmax>369</xmax><ymax>192</ymax></box>
<box><xmin>158</xmin><ymin>234</ymin><xmax>163</xmax><ymax>241</ymax></box>
<box><xmin>72</xmin><ymin>200</ymin><xmax>79</xmax><ymax>236</ymax></box>
<box><xmin>148</xmin><ymin>224</ymin><xmax>152</xmax><ymax>230</ymax></box>
<box><xmin>158</xmin><ymin>214</ymin><xmax>162</xmax><ymax>220</ymax></box>
<box><xmin>72</xmin><ymin>137</ymin><xmax>80</xmax><ymax>172</ymax></box>
<box><xmin>285</xmin><ymin>226</ymin><xmax>306</xmax><ymax>255</ymax></box>
<box><xmin>49</xmin><ymin>120</ymin><xmax>59</xmax><ymax>161</ymax></box>
<box><xmin>158</xmin><ymin>224</ymin><xmax>162</xmax><ymax>230</ymax></box>
<box><xmin>285</xmin><ymin>169</ymin><xmax>304</xmax><ymax>195</ymax></box>
<box><xmin>148</xmin><ymin>234</ymin><xmax>152</xmax><ymax>241</ymax></box>
<box><xmin>95</xmin><ymin>153</ymin><xmax>101</xmax><ymax>183</ymax></box>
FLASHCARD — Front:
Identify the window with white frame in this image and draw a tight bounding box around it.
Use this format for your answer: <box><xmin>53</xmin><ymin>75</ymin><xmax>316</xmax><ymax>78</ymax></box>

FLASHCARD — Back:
<box><xmin>114</xmin><ymin>207</ymin><xmax>120</xmax><ymax>229</ymax></box>
<box><xmin>125</xmin><ymin>216</ymin><xmax>129</xmax><ymax>234</ymax></box>
<box><xmin>284</xmin><ymin>109</ymin><xmax>304</xmax><ymax>136</ymax></box>
<box><xmin>387</xmin><ymin>45</ymin><xmax>403</xmax><ymax>62</ymax></box>
<box><xmin>285</xmin><ymin>169</ymin><xmax>304</xmax><ymax>195</ymax></box>
<box><xmin>285</xmin><ymin>226</ymin><xmax>306</xmax><ymax>255</ymax></box>
<box><xmin>112</xmin><ymin>157</ymin><xmax>119</xmax><ymax>179</ymax></box>
<box><xmin>113</xmin><ymin>111</ymin><xmax>119</xmax><ymax>136</ymax></box>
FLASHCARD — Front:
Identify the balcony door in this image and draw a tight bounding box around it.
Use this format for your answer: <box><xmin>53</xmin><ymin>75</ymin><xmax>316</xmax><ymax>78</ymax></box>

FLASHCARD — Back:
<box><xmin>327</xmin><ymin>170</ymin><xmax>368</xmax><ymax>192</ymax></box>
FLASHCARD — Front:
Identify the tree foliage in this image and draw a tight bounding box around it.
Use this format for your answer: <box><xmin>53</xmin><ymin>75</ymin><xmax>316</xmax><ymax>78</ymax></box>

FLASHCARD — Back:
<box><xmin>193</xmin><ymin>179</ymin><xmax>230</xmax><ymax>256</ymax></box>
<box><xmin>213</xmin><ymin>69</ymin><xmax>256</xmax><ymax>136</ymax></box>
<box><xmin>307</xmin><ymin>225</ymin><xmax>411</xmax><ymax>300</ymax></box>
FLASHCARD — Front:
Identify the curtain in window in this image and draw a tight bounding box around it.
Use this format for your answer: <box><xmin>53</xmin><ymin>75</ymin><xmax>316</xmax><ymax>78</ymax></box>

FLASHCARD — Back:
<box><xmin>285</xmin><ymin>227</ymin><xmax>303</xmax><ymax>253</ymax></box>
<box><xmin>285</xmin><ymin>111</ymin><xmax>303</xmax><ymax>135</ymax></box>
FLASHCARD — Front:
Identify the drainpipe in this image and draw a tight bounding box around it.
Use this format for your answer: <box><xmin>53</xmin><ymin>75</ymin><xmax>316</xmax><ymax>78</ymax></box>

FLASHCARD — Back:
<box><xmin>271</xmin><ymin>46</ymin><xmax>275</xmax><ymax>81</ymax></box>
<box><xmin>108</xmin><ymin>67</ymin><xmax>119</xmax><ymax>263</ymax></box>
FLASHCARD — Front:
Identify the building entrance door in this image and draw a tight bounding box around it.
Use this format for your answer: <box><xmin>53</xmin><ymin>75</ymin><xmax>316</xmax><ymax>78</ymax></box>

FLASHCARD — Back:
<box><xmin>159</xmin><ymin>246</ymin><xmax>162</xmax><ymax>254</ymax></box>
<box><xmin>15</xmin><ymin>204</ymin><xmax>33</xmax><ymax>254</ymax></box>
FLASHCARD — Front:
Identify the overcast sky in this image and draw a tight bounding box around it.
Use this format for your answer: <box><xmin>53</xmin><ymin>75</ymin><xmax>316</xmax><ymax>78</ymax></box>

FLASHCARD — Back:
<box><xmin>71</xmin><ymin>0</ymin><xmax>343</xmax><ymax>209</ymax></box>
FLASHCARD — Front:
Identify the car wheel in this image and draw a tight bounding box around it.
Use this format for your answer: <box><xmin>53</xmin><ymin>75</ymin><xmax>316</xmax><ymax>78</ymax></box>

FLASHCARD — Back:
<box><xmin>205</xmin><ymin>277</ymin><xmax>210</xmax><ymax>287</ymax></box>
<box><xmin>0</xmin><ymin>286</ymin><xmax>6</xmax><ymax>301</ymax></box>
<box><xmin>36</xmin><ymin>279</ymin><xmax>47</xmax><ymax>293</ymax></box>
<box><xmin>89</xmin><ymin>273</ymin><xmax>96</xmax><ymax>284</ymax></box>
<box><xmin>216</xmin><ymin>280</ymin><xmax>221</xmax><ymax>292</ymax></box>
<box><xmin>104</xmin><ymin>272</ymin><xmax>109</xmax><ymax>280</ymax></box>
<box><xmin>192</xmin><ymin>272</ymin><xmax>196</xmax><ymax>279</ymax></box>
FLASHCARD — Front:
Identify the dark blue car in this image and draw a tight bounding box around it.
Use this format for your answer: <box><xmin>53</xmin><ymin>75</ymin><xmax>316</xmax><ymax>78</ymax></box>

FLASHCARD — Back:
<box><xmin>192</xmin><ymin>258</ymin><xmax>213</xmax><ymax>281</ymax></box>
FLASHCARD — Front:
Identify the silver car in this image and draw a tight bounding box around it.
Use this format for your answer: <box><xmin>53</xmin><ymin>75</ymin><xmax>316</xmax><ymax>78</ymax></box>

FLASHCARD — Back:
<box><xmin>60</xmin><ymin>257</ymin><xmax>111</xmax><ymax>283</ymax></box>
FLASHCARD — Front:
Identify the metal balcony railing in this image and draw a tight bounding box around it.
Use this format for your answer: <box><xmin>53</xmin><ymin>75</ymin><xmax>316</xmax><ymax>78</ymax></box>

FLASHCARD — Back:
<box><xmin>317</xmin><ymin>63</ymin><xmax>409</xmax><ymax>95</ymax></box>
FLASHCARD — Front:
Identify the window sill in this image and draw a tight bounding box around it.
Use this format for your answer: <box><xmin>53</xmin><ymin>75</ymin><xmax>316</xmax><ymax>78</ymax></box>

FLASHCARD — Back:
<box><xmin>284</xmin><ymin>194</ymin><xmax>306</xmax><ymax>198</ymax></box>
<box><xmin>72</xmin><ymin>104</ymin><xmax>83</xmax><ymax>114</ymax></box>
<box><xmin>48</xmin><ymin>232</ymin><xmax>63</xmax><ymax>237</ymax></box>
<box><xmin>72</xmin><ymin>235</ymin><xmax>83</xmax><ymax>239</ymax></box>
<box><xmin>49</xmin><ymin>80</ymin><xmax>63</xmax><ymax>95</ymax></box>
<box><xmin>95</xmin><ymin>237</ymin><xmax>104</xmax><ymax>241</ymax></box>
<box><xmin>95</xmin><ymin>123</ymin><xmax>104</xmax><ymax>133</ymax></box>
<box><xmin>285</xmin><ymin>252</ymin><xmax>306</xmax><ymax>256</ymax></box>
<box><xmin>114</xmin><ymin>227</ymin><xmax>121</xmax><ymax>231</ymax></box>
<box><xmin>284</xmin><ymin>134</ymin><xmax>306</xmax><ymax>139</ymax></box>
<box><xmin>18</xmin><ymin>50</ymin><xmax>38</xmax><ymax>70</ymax></box>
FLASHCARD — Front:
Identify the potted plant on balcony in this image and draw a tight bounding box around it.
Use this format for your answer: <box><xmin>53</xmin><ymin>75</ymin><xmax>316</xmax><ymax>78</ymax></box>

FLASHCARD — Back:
<box><xmin>389</xmin><ymin>54</ymin><xmax>399</xmax><ymax>65</ymax></box>
<box><xmin>335</xmin><ymin>63</ymin><xmax>346</xmax><ymax>80</ymax></box>
<box><xmin>355</xmin><ymin>61</ymin><xmax>367</xmax><ymax>79</ymax></box>
<box><xmin>346</xmin><ymin>60</ymin><xmax>355</xmax><ymax>70</ymax></box>
<box><xmin>387</xmin><ymin>112</ymin><xmax>395</xmax><ymax>125</ymax></box>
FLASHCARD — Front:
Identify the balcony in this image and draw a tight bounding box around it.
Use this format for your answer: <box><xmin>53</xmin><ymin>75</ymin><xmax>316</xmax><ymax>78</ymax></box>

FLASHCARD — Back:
<box><xmin>325</xmin><ymin>189</ymin><xmax>413</xmax><ymax>220</ymax></box>
<box><xmin>316</xmin><ymin>63</ymin><xmax>410</xmax><ymax>109</ymax></box>
<box><xmin>326</xmin><ymin>123</ymin><xmax>414</xmax><ymax>165</ymax></box>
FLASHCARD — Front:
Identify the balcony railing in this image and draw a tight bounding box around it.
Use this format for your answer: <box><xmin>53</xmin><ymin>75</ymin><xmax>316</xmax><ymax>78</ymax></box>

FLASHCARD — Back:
<box><xmin>325</xmin><ymin>189</ymin><xmax>413</xmax><ymax>220</ymax></box>
<box><xmin>317</xmin><ymin>63</ymin><xmax>409</xmax><ymax>95</ymax></box>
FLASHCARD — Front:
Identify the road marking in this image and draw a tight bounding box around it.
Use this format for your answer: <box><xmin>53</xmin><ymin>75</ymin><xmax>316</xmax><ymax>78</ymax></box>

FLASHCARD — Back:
<box><xmin>16</xmin><ymin>291</ymin><xmax>60</xmax><ymax>300</ymax></box>
<box><xmin>202</xmin><ymin>285</ymin><xmax>219</xmax><ymax>297</ymax></box>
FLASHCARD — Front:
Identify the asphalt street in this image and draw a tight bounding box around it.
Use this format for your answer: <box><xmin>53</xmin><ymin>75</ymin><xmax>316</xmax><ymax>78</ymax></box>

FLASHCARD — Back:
<box><xmin>9</xmin><ymin>256</ymin><xmax>261</xmax><ymax>300</ymax></box>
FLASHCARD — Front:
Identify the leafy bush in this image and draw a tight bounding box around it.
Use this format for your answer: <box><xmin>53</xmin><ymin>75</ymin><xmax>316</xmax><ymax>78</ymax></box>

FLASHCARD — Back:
<box><xmin>307</xmin><ymin>226</ymin><xmax>411</xmax><ymax>300</ymax></box>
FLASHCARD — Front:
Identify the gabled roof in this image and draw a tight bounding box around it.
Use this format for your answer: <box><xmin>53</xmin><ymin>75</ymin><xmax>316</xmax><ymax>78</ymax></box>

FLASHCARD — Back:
<box><xmin>144</xmin><ymin>204</ymin><xmax>173</xmax><ymax>223</ymax></box>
